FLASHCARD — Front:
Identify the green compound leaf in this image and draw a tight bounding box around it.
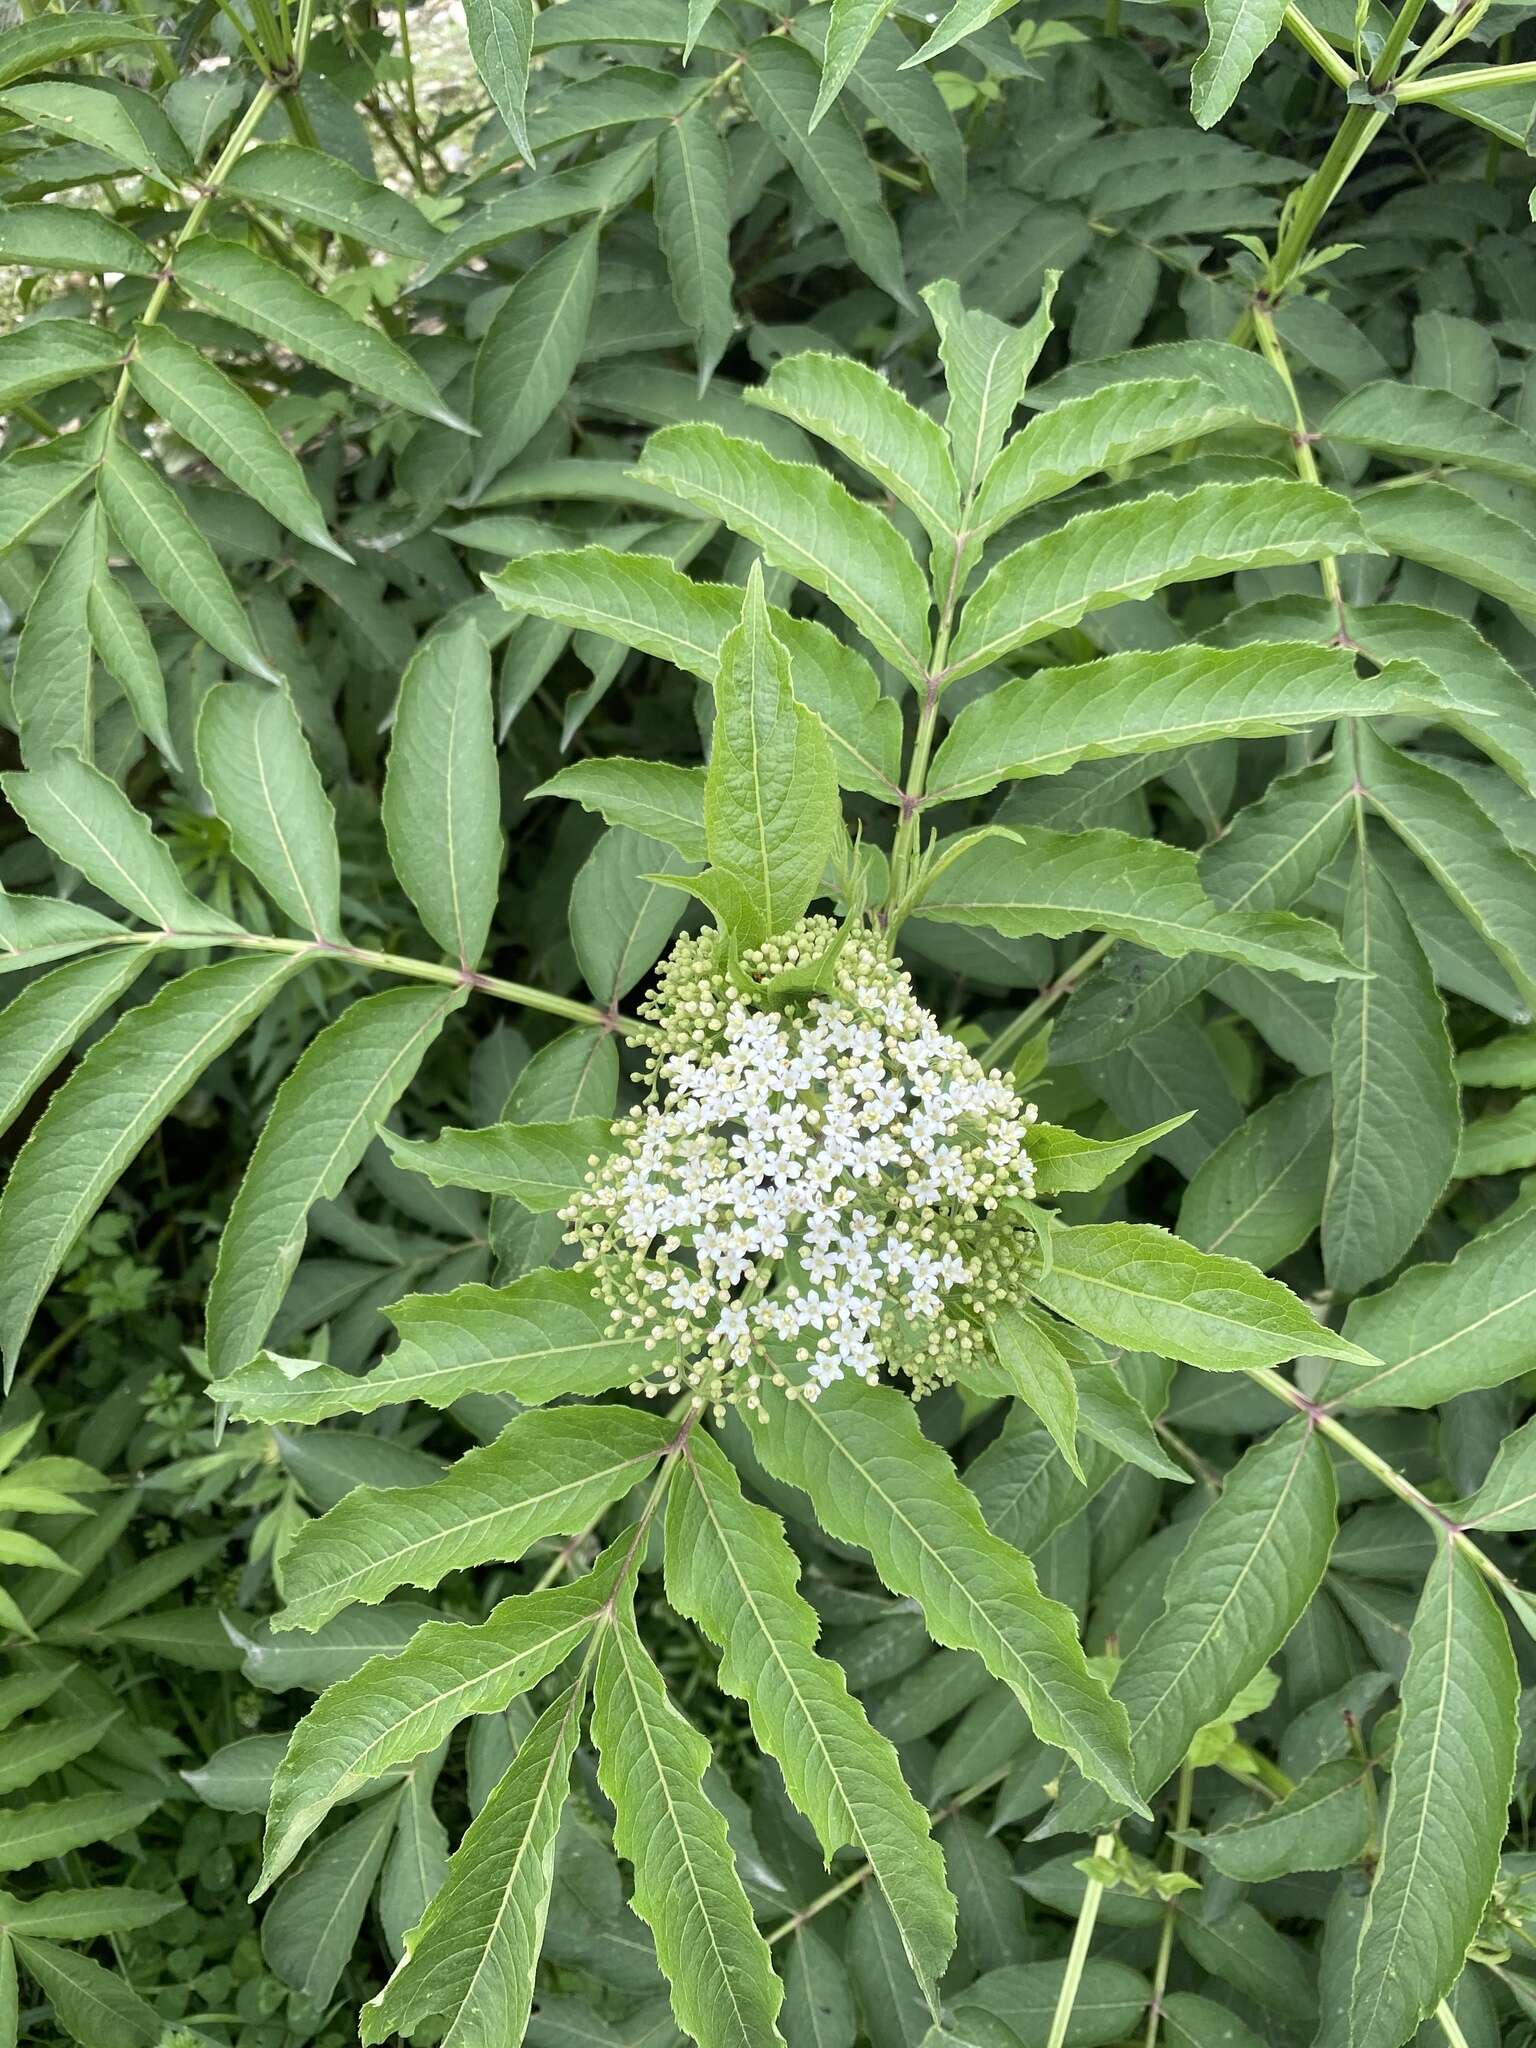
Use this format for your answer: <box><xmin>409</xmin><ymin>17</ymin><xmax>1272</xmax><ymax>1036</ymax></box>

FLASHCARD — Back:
<box><xmin>470</xmin><ymin>225</ymin><xmax>597</xmax><ymax>493</ymax></box>
<box><xmin>572</xmin><ymin>825</ymin><xmax>691</xmax><ymax>1004</ymax></box>
<box><xmin>384</xmin><ymin>1116</ymin><xmax>614</xmax><ymax>1209</ymax></box>
<box><xmin>0</xmin><ymin>954</ymin><xmax>302</xmax><ymax>1382</ymax></box>
<box><xmin>0</xmin><ymin>320</ymin><xmax>123</xmax><ymax>413</ymax></box>
<box><xmin>924</xmin><ymin>277</ymin><xmax>1058</xmax><ymax>498</ymax></box>
<box><xmin>1185</xmin><ymin>1759</ymin><xmax>1374</xmax><ymax>1881</ymax></box>
<box><xmin>950</xmin><ymin>1959</ymin><xmax>1151</xmax><ymax>2044</ymax></box>
<box><xmin>749</xmin><ymin>352</ymin><xmax>962</xmax><ymax>588</ymax></box>
<box><xmin>261</xmin><ymin>1564</ymin><xmax>618</xmax><ymax>1890</ymax></box>
<box><xmin>1190</xmin><ymin>0</ymin><xmax>1287</xmax><ymax>128</ymax></box>
<box><xmin>3</xmin><ymin>752</ymin><xmax>242</xmax><ymax>936</ymax></box>
<box><xmin>0</xmin><ymin>949</ymin><xmax>151</xmax><ymax>1147</ymax></box>
<box><xmin>492</xmin><ymin>545</ymin><xmax>741</xmax><ymax>672</ymax></box>
<box><xmin>0</xmin><ymin>1889</ymin><xmax>175</xmax><ymax>1940</ymax></box>
<box><xmin>1349</xmin><ymin>603</ymin><xmax>1536</xmax><ymax>799</ymax></box>
<box><xmin>9</xmin><ymin>498</ymin><xmax>95</xmax><ymax>764</ymax></box>
<box><xmin>1054</xmin><ymin>746</ymin><xmax>1357</xmax><ymax>1063</ymax></box>
<box><xmin>1045</xmin><ymin>1419</ymin><xmax>1336</xmax><ymax>1833</ymax></box>
<box><xmin>206</xmin><ymin>985</ymin><xmax>466</xmax><ymax>1380</ymax></box>
<box><xmin>382</xmin><ymin>619</ymin><xmax>502</xmax><ymax>969</ymax></box>
<box><xmin>0</xmin><ymin>201</ymin><xmax>158</xmax><ymax>277</ymax></box>
<box><xmin>98</xmin><ymin>434</ymin><xmax>279</xmax><ymax>682</ymax></box>
<box><xmin>0</xmin><ymin>1792</ymin><xmax>160</xmax><ymax>1876</ymax></box>
<box><xmin>743</xmin><ymin>36</ymin><xmax>909</xmax><ymax>311</ymax></box>
<box><xmin>703</xmin><ymin>564</ymin><xmax>840</xmax><ymax>945</ymax></box>
<box><xmin>363</xmin><ymin>1678</ymin><xmax>585</xmax><ymax>2048</ymax></box>
<box><xmin>0</xmin><ymin>902</ymin><xmax>170</xmax><ymax>983</ymax></box>
<box><xmin>86</xmin><ymin>545</ymin><xmax>176</xmax><ymax>765</ymax></box>
<box><xmin>655</xmin><ymin>102</ymin><xmax>735</xmax><ymax>387</ymax></box>
<box><xmin>984</xmin><ymin>1303</ymin><xmax>1083</xmax><ymax>1481</ymax></box>
<box><xmin>1321</xmin><ymin>1546</ymin><xmax>1517</xmax><ymax>2048</ymax></box>
<box><xmin>261</xmin><ymin>1790</ymin><xmax>400</xmax><ymax>2006</ymax></box>
<box><xmin>0</xmin><ymin>80</ymin><xmax>188</xmax><ymax>180</ymax></box>
<box><xmin>1075</xmin><ymin>1361</ymin><xmax>1188</xmax><ymax>1484</ymax></box>
<box><xmin>0</xmin><ymin>1713</ymin><xmax>122</xmax><ymax>1798</ymax></box>
<box><xmin>753</xmin><ymin>1374</ymin><xmax>1143</xmax><ymax>1814</ymax></box>
<box><xmin>209</xmin><ymin>1267</ymin><xmax>649</xmax><ymax>1423</ymax></box>
<box><xmin>0</xmin><ymin>444</ymin><xmax>95</xmax><ymax>561</ymax></box>
<box><xmin>9</xmin><ymin>1934</ymin><xmax>165</xmax><ymax>2048</ymax></box>
<box><xmin>1456</xmin><ymin>1097</ymin><xmax>1536</xmax><ymax>1177</ymax></box>
<box><xmin>465</xmin><ymin>0</ymin><xmax>536</xmax><ymax>162</ymax></box>
<box><xmin>1179</xmin><ymin>1075</ymin><xmax>1332</xmax><ymax>1272</ymax></box>
<box><xmin>811</xmin><ymin>0</ymin><xmax>899</xmax><ymax>124</ymax></box>
<box><xmin>1028</xmin><ymin>1222</ymin><xmax>1374</xmax><ymax>1370</ymax></box>
<box><xmin>926</xmin><ymin>645</ymin><xmax>1441</xmax><ymax>803</ymax></box>
<box><xmin>970</xmin><ymin>376</ymin><xmax>1238</xmax><ymax>538</ymax></box>
<box><xmin>129</xmin><ymin>324</ymin><xmax>345</xmax><ymax>560</ymax></box>
<box><xmin>1356</xmin><ymin>477</ymin><xmax>1536</xmax><ymax>614</ymax></box>
<box><xmin>1029</xmin><ymin>1114</ymin><xmax>1195</xmax><ymax>1195</ymax></box>
<box><xmin>1358</xmin><ymin>726</ymin><xmax>1536</xmax><ymax>1011</ymax></box>
<box><xmin>276</xmin><ymin>1406</ymin><xmax>675</xmax><ymax>1629</ymax></box>
<box><xmin>1449</xmin><ymin>1414</ymin><xmax>1536</xmax><ymax>1530</ymax></box>
<box><xmin>634</xmin><ymin>422</ymin><xmax>932</xmax><ymax>682</ymax></box>
<box><xmin>0</xmin><ymin>16</ymin><xmax>163</xmax><ymax>88</ymax></box>
<box><xmin>665</xmin><ymin>1431</ymin><xmax>955</xmax><ymax>1999</ymax></box>
<box><xmin>592</xmin><ymin>1582</ymin><xmax>787</xmax><ymax>2048</ymax></box>
<box><xmin>1327</xmin><ymin>1205</ymin><xmax>1536</xmax><ymax>1409</ymax></box>
<box><xmin>1324</xmin><ymin>380</ymin><xmax>1536</xmax><ymax>487</ymax></box>
<box><xmin>919</xmin><ymin>825</ymin><xmax>1360</xmax><ymax>980</ymax></box>
<box><xmin>944</xmin><ymin>482</ymin><xmax>1373</xmax><ymax>682</ymax></box>
<box><xmin>220</xmin><ymin>143</ymin><xmax>441</xmax><ymax>257</ymax></box>
<box><xmin>1322</xmin><ymin>838</ymin><xmax>1458</xmax><ymax>1296</ymax></box>
<box><xmin>197</xmin><ymin>683</ymin><xmax>342</xmax><ymax>942</ymax></box>
<box><xmin>175</xmin><ymin>236</ymin><xmax>471</xmax><ymax>432</ymax></box>
<box><xmin>535</xmin><ymin>759</ymin><xmax>708</xmax><ymax>862</ymax></box>
<box><xmin>493</xmin><ymin>548</ymin><xmax>902</xmax><ymax>799</ymax></box>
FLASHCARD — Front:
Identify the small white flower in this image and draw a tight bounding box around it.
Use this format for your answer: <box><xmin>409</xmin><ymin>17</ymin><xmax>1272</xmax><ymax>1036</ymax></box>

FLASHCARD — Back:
<box><xmin>562</xmin><ymin>918</ymin><xmax>1039</xmax><ymax>1415</ymax></box>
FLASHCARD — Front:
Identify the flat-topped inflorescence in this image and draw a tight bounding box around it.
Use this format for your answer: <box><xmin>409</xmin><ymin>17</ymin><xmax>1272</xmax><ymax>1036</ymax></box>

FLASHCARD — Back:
<box><xmin>562</xmin><ymin>917</ymin><xmax>1040</xmax><ymax>1415</ymax></box>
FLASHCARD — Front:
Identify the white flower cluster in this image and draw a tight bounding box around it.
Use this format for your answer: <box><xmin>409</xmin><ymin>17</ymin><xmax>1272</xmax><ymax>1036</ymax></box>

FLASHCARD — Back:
<box><xmin>562</xmin><ymin>919</ymin><xmax>1040</xmax><ymax>1414</ymax></box>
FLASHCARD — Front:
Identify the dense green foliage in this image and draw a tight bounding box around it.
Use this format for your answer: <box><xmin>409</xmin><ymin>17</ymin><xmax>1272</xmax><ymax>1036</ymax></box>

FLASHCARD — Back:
<box><xmin>4</xmin><ymin>0</ymin><xmax>1536</xmax><ymax>2044</ymax></box>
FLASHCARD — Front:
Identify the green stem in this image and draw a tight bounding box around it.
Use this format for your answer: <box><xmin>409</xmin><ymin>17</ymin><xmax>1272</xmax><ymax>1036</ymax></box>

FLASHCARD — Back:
<box><xmin>978</xmin><ymin>934</ymin><xmax>1116</xmax><ymax>1071</ymax></box>
<box><xmin>91</xmin><ymin>925</ymin><xmax>657</xmax><ymax>1043</ymax></box>
<box><xmin>1143</xmin><ymin>1764</ymin><xmax>1193</xmax><ymax>2048</ymax></box>
<box><xmin>1437</xmin><ymin>1997</ymin><xmax>1473</xmax><ymax>2048</ymax></box>
<box><xmin>117</xmin><ymin>0</ymin><xmax>179</xmax><ymax>84</ymax></box>
<box><xmin>1396</xmin><ymin>59</ymin><xmax>1536</xmax><ymax>100</ymax></box>
<box><xmin>207</xmin><ymin>0</ymin><xmax>273</xmax><ymax>72</ymax></box>
<box><xmin>888</xmin><ymin>567</ymin><xmax>964</xmax><ymax>930</ymax></box>
<box><xmin>1252</xmin><ymin>302</ymin><xmax>1347</xmax><ymax>626</ymax></box>
<box><xmin>1399</xmin><ymin>0</ymin><xmax>1494</xmax><ymax>80</ymax></box>
<box><xmin>764</xmin><ymin>1763</ymin><xmax>1013</xmax><ymax>1944</ymax></box>
<box><xmin>245</xmin><ymin>0</ymin><xmax>285</xmax><ymax>68</ymax></box>
<box><xmin>887</xmin><ymin>411</ymin><xmax>984</xmax><ymax>932</ymax></box>
<box><xmin>103</xmin><ymin>77</ymin><xmax>283</xmax><ymax>437</ymax></box>
<box><xmin>1045</xmin><ymin>1833</ymin><xmax>1117</xmax><ymax>2048</ymax></box>
<box><xmin>1371</xmin><ymin>0</ymin><xmax>1433</xmax><ymax>81</ymax></box>
<box><xmin>1267</xmin><ymin>102</ymin><xmax>1385</xmax><ymax>302</ymax></box>
<box><xmin>1249</xmin><ymin>1367</ymin><xmax>1524</xmax><ymax>1614</ymax></box>
<box><xmin>281</xmin><ymin>86</ymin><xmax>322</xmax><ymax>150</ymax></box>
<box><xmin>392</xmin><ymin>0</ymin><xmax>428</xmax><ymax>182</ymax></box>
<box><xmin>1483</xmin><ymin>33</ymin><xmax>1513</xmax><ymax>176</ymax></box>
<box><xmin>531</xmin><ymin>1395</ymin><xmax>694</xmax><ymax>1596</ymax></box>
<box><xmin>888</xmin><ymin>683</ymin><xmax>942</xmax><ymax>917</ymax></box>
<box><xmin>292</xmin><ymin>0</ymin><xmax>319</xmax><ymax>68</ymax></box>
<box><xmin>16</xmin><ymin>1312</ymin><xmax>93</xmax><ymax>1391</ymax></box>
<box><xmin>1284</xmin><ymin>5</ymin><xmax>1357</xmax><ymax>88</ymax></box>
